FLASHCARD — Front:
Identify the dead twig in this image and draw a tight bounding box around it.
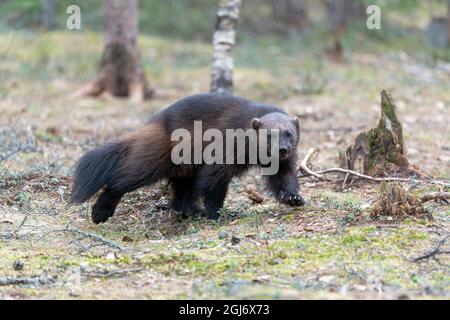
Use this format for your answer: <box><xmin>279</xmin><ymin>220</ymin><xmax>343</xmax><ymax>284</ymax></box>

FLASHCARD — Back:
<box><xmin>63</xmin><ymin>225</ymin><xmax>126</xmax><ymax>252</ymax></box>
<box><xmin>84</xmin><ymin>267</ymin><xmax>144</xmax><ymax>278</ymax></box>
<box><xmin>0</xmin><ymin>126</ymin><xmax>37</xmax><ymax>162</ymax></box>
<box><xmin>410</xmin><ymin>234</ymin><xmax>450</xmax><ymax>262</ymax></box>
<box><xmin>37</xmin><ymin>225</ymin><xmax>126</xmax><ymax>252</ymax></box>
<box><xmin>420</xmin><ymin>192</ymin><xmax>450</xmax><ymax>204</ymax></box>
<box><xmin>298</xmin><ymin>148</ymin><xmax>450</xmax><ymax>187</ymax></box>
<box><xmin>12</xmin><ymin>210</ymin><xmax>32</xmax><ymax>238</ymax></box>
<box><xmin>299</xmin><ymin>148</ymin><xmax>323</xmax><ymax>179</ymax></box>
<box><xmin>315</xmin><ymin>167</ymin><xmax>412</xmax><ymax>182</ymax></box>
<box><xmin>341</xmin><ymin>172</ymin><xmax>349</xmax><ymax>190</ymax></box>
<box><xmin>0</xmin><ymin>275</ymin><xmax>56</xmax><ymax>286</ymax></box>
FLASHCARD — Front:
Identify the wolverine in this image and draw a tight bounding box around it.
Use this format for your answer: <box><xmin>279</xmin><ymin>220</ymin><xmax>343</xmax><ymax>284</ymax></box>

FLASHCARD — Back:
<box><xmin>71</xmin><ymin>94</ymin><xmax>306</xmax><ymax>223</ymax></box>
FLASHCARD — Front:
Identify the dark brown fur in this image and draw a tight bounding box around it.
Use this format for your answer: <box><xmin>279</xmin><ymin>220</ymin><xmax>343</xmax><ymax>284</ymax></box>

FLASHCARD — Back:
<box><xmin>71</xmin><ymin>94</ymin><xmax>305</xmax><ymax>223</ymax></box>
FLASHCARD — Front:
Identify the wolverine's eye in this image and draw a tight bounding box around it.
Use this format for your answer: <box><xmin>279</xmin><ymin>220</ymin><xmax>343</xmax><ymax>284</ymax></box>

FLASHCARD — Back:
<box><xmin>286</xmin><ymin>131</ymin><xmax>292</xmax><ymax>138</ymax></box>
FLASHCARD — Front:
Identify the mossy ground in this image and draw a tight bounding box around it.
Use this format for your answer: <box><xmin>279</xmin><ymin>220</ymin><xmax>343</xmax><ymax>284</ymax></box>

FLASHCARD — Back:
<box><xmin>0</xmin><ymin>27</ymin><xmax>449</xmax><ymax>299</ymax></box>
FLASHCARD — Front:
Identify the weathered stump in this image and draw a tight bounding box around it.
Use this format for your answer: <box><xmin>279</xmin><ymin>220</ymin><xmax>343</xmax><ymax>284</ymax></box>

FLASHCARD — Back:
<box><xmin>341</xmin><ymin>90</ymin><xmax>409</xmax><ymax>176</ymax></box>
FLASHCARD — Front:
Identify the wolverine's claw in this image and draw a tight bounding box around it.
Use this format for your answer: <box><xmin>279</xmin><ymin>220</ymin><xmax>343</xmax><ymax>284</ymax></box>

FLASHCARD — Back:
<box><xmin>290</xmin><ymin>194</ymin><xmax>306</xmax><ymax>206</ymax></box>
<box><xmin>279</xmin><ymin>193</ymin><xmax>306</xmax><ymax>207</ymax></box>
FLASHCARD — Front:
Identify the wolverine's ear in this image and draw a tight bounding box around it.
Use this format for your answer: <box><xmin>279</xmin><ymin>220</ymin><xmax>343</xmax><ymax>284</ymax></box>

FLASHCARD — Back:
<box><xmin>251</xmin><ymin>118</ymin><xmax>261</xmax><ymax>130</ymax></box>
<box><xmin>292</xmin><ymin>117</ymin><xmax>300</xmax><ymax>135</ymax></box>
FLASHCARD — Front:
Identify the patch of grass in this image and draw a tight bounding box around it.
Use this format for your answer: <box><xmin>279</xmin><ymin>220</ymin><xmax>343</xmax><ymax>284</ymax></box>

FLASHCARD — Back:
<box><xmin>316</xmin><ymin>190</ymin><xmax>363</xmax><ymax>225</ymax></box>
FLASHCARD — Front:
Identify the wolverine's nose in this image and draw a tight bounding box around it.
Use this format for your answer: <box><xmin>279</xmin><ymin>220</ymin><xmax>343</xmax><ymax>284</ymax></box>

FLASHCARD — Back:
<box><xmin>279</xmin><ymin>147</ymin><xmax>289</xmax><ymax>158</ymax></box>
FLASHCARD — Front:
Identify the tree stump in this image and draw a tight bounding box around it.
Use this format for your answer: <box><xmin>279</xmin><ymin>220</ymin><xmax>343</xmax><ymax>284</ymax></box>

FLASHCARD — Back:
<box><xmin>341</xmin><ymin>90</ymin><xmax>409</xmax><ymax>176</ymax></box>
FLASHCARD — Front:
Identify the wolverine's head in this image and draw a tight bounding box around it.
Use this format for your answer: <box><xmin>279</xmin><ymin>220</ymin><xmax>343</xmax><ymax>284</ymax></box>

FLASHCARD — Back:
<box><xmin>251</xmin><ymin>112</ymin><xmax>300</xmax><ymax>160</ymax></box>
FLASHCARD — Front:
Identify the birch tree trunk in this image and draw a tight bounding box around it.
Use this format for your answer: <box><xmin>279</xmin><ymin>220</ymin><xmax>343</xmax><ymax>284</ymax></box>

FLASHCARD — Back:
<box><xmin>210</xmin><ymin>0</ymin><xmax>241</xmax><ymax>95</ymax></box>
<box><xmin>80</xmin><ymin>0</ymin><xmax>153</xmax><ymax>101</ymax></box>
<box><xmin>41</xmin><ymin>0</ymin><xmax>56</xmax><ymax>30</ymax></box>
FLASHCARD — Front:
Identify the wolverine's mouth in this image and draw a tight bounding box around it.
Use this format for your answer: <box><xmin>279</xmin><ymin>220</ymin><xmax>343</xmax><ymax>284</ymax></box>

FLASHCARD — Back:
<box><xmin>279</xmin><ymin>147</ymin><xmax>290</xmax><ymax>160</ymax></box>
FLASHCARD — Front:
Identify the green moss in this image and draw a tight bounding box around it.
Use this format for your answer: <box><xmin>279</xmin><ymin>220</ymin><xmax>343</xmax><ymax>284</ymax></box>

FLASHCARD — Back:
<box><xmin>319</xmin><ymin>191</ymin><xmax>362</xmax><ymax>223</ymax></box>
<box><xmin>342</xmin><ymin>234</ymin><xmax>368</xmax><ymax>245</ymax></box>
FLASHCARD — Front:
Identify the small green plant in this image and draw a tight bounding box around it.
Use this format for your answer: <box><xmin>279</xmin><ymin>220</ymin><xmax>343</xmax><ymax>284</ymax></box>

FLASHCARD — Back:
<box><xmin>15</xmin><ymin>191</ymin><xmax>31</xmax><ymax>207</ymax></box>
<box><xmin>319</xmin><ymin>191</ymin><xmax>362</xmax><ymax>225</ymax></box>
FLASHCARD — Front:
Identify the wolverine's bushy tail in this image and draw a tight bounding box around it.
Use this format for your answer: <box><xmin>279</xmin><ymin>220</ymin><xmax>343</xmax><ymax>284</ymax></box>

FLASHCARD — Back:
<box><xmin>71</xmin><ymin>143</ymin><xmax>124</xmax><ymax>204</ymax></box>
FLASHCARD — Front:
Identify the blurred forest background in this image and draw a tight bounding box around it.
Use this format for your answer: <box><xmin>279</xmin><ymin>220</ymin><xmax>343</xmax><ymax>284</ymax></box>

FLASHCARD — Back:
<box><xmin>1</xmin><ymin>0</ymin><xmax>449</xmax><ymax>87</ymax></box>
<box><xmin>0</xmin><ymin>0</ymin><xmax>449</xmax><ymax>300</ymax></box>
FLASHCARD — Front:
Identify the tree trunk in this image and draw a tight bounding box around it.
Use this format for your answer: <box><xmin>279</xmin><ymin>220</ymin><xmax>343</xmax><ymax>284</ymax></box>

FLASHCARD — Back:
<box><xmin>271</xmin><ymin>0</ymin><xmax>309</xmax><ymax>29</ymax></box>
<box><xmin>324</xmin><ymin>0</ymin><xmax>365</xmax><ymax>62</ymax></box>
<box><xmin>447</xmin><ymin>0</ymin><xmax>450</xmax><ymax>45</ymax></box>
<box><xmin>41</xmin><ymin>0</ymin><xmax>56</xmax><ymax>30</ymax></box>
<box><xmin>80</xmin><ymin>0</ymin><xmax>153</xmax><ymax>101</ymax></box>
<box><xmin>211</xmin><ymin>0</ymin><xmax>241</xmax><ymax>96</ymax></box>
<box><xmin>341</xmin><ymin>90</ymin><xmax>409</xmax><ymax>176</ymax></box>
<box><xmin>325</xmin><ymin>0</ymin><xmax>365</xmax><ymax>30</ymax></box>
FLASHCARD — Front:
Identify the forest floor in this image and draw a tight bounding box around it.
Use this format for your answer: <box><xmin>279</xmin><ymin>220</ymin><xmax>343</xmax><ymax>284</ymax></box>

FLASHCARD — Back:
<box><xmin>0</xmin><ymin>31</ymin><xmax>449</xmax><ymax>299</ymax></box>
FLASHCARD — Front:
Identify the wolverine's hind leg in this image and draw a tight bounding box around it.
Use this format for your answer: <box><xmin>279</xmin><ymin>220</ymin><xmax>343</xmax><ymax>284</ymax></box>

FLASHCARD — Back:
<box><xmin>197</xmin><ymin>166</ymin><xmax>232</xmax><ymax>220</ymax></box>
<box><xmin>91</xmin><ymin>188</ymin><xmax>124</xmax><ymax>224</ymax></box>
<box><xmin>170</xmin><ymin>177</ymin><xmax>202</xmax><ymax>218</ymax></box>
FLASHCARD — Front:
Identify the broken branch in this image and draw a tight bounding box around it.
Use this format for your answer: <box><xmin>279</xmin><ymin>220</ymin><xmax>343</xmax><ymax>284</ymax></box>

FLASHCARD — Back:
<box><xmin>84</xmin><ymin>267</ymin><xmax>144</xmax><ymax>278</ymax></box>
<box><xmin>299</xmin><ymin>148</ymin><xmax>323</xmax><ymax>179</ymax></box>
<box><xmin>410</xmin><ymin>234</ymin><xmax>450</xmax><ymax>262</ymax></box>
<box><xmin>63</xmin><ymin>226</ymin><xmax>126</xmax><ymax>252</ymax></box>
<box><xmin>298</xmin><ymin>148</ymin><xmax>450</xmax><ymax>187</ymax></box>
<box><xmin>0</xmin><ymin>275</ymin><xmax>56</xmax><ymax>286</ymax></box>
<box><xmin>420</xmin><ymin>192</ymin><xmax>450</xmax><ymax>204</ymax></box>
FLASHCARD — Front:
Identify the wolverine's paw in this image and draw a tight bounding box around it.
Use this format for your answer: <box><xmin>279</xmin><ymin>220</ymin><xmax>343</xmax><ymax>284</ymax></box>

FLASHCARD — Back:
<box><xmin>91</xmin><ymin>207</ymin><xmax>114</xmax><ymax>224</ymax></box>
<box><xmin>205</xmin><ymin>210</ymin><xmax>220</xmax><ymax>220</ymax></box>
<box><xmin>173</xmin><ymin>205</ymin><xmax>206</xmax><ymax>220</ymax></box>
<box><xmin>190</xmin><ymin>205</ymin><xmax>206</xmax><ymax>217</ymax></box>
<box><xmin>279</xmin><ymin>192</ymin><xmax>306</xmax><ymax>207</ymax></box>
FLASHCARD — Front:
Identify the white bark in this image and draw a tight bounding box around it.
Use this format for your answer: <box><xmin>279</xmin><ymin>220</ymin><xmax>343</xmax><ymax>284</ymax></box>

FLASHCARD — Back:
<box><xmin>211</xmin><ymin>0</ymin><xmax>241</xmax><ymax>95</ymax></box>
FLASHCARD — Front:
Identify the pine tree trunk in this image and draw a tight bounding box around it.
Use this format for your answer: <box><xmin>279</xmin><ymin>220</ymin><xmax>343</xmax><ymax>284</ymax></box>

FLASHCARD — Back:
<box><xmin>41</xmin><ymin>0</ymin><xmax>56</xmax><ymax>30</ymax></box>
<box><xmin>80</xmin><ymin>0</ymin><xmax>153</xmax><ymax>101</ymax></box>
<box><xmin>447</xmin><ymin>0</ymin><xmax>450</xmax><ymax>45</ymax></box>
<box><xmin>325</xmin><ymin>0</ymin><xmax>364</xmax><ymax>30</ymax></box>
<box><xmin>271</xmin><ymin>0</ymin><xmax>309</xmax><ymax>29</ymax></box>
<box><xmin>211</xmin><ymin>0</ymin><xmax>241</xmax><ymax>96</ymax></box>
<box><xmin>324</xmin><ymin>0</ymin><xmax>365</xmax><ymax>62</ymax></box>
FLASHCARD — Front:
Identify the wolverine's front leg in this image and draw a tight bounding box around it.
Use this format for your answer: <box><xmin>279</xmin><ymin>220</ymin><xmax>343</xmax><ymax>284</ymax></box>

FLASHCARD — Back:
<box><xmin>267</xmin><ymin>161</ymin><xmax>306</xmax><ymax>207</ymax></box>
